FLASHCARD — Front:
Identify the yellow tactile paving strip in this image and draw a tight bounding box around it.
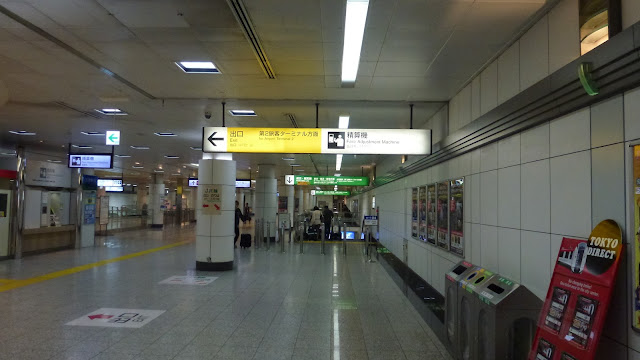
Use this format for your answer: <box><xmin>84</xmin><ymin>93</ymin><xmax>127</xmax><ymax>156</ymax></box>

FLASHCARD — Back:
<box><xmin>0</xmin><ymin>240</ymin><xmax>192</xmax><ymax>293</ymax></box>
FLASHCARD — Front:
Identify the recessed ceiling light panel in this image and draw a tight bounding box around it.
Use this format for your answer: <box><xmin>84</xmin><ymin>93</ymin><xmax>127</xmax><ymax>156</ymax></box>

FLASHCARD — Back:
<box><xmin>95</xmin><ymin>108</ymin><xmax>127</xmax><ymax>115</ymax></box>
<box><xmin>175</xmin><ymin>61</ymin><xmax>220</xmax><ymax>74</ymax></box>
<box><xmin>114</xmin><ymin>154</ymin><xmax>131</xmax><ymax>158</ymax></box>
<box><xmin>71</xmin><ymin>145</ymin><xmax>93</xmax><ymax>149</ymax></box>
<box><xmin>341</xmin><ymin>0</ymin><xmax>370</xmax><ymax>85</ymax></box>
<box><xmin>130</xmin><ymin>146</ymin><xmax>150</xmax><ymax>150</ymax></box>
<box><xmin>81</xmin><ymin>131</ymin><xmax>105</xmax><ymax>136</ymax></box>
<box><xmin>228</xmin><ymin>110</ymin><xmax>256</xmax><ymax>116</ymax></box>
<box><xmin>282</xmin><ymin>157</ymin><xmax>295</xmax><ymax>161</ymax></box>
<box><xmin>190</xmin><ymin>146</ymin><xmax>202</xmax><ymax>151</ymax></box>
<box><xmin>9</xmin><ymin>130</ymin><xmax>36</xmax><ymax>136</ymax></box>
<box><xmin>132</xmin><ymin>166</ymin><xmax>144</xmax><ymax>169</ymax></box>
<box><xmin>164</xmin><ymin>155</ymin><xmax>180</xmax><ymax>159</ymax></box>
<box><xmin>154</xmin><ymin>132</ymin><xmax>177</xmax><ymax>137</ymax></box>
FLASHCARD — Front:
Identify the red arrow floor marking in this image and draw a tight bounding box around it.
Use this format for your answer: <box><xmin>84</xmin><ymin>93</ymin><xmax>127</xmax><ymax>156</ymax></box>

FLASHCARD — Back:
<box><xmin>88</xmin><ymin>314</ymin><xmax>114</xmax><ymax>320</ymax></box>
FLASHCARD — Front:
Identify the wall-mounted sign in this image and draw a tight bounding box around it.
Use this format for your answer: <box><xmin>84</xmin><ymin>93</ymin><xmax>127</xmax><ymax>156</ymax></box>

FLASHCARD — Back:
<box><xmin>634</xmin><ymin>145</ymin><xmax>640</xmax><ymax>331</ymax></box>
<box><xmin>530</xmin><ymin>220</ymin><xmax>623</xmax><ymax>360</ymax></box>
<box><xmin>419</xmin><ymin>185</ymin><xmax>427</xmax><ymax>241</ymax></box>
<box><xmin>97</xmin><ymin>179</ymin><xmax>122</xmax><ymax>187</ymax></box>
<box><xmin>25</xmin><ymin>160</ymin><xmax>71</xmax><ymax>188</ymax></box>
<box><xmin>105</xmin><ymin>186</ymin><xmax>124</xmax><ymax>192</ymax></box>
<box><xmin>449</xmin><ymin>178</ymin><xmax>464</xmax><ymax>257</ymax></box>
<box><xmin>203</xmin><ymin>127</ymin><xmax>431</xmax><ymax>155</ymax></box>
<box><xmin>188</xmin><ymin>178</ymin><xmax>198</xmax><ymax>187</ymax></box>
<box><xmin>437</xmin><ymin>182</ymin><xmax>450</xmax><ymax>250</ymax></box>
<box><xmin>411</xmin><ymin>187</ymin><xmax>418</xmax><ymax>238</ymax></box>
<box><xmin>364</xmin><ymin>215</ymin><xmax>378</xmax><ymax>226</ymax></box>
<box><xmin>311</xmin><ymin>190</ymin><xmax>350</xmax><ymax>196</ymax></box>
<box><xmin>105</xmin><ymin>130</ymin><xmax>120</xmax><ymax>146</ymax></box>
<box><xmin>426</xmin><ymin>184</ymin><xmax>436</xmax><ymax>245</ymax></box>
<box><xmin>82</xmin><ymin>175</ymin><xmax>98</xmax><ymax>190</ymax></box>
<box><xmin>202</xmin><ymin>184</ymin><xmax>222</xmax><ymax>215</ymax></box>
<box><xmin>68</xmin><ymin>154</ymin><xmax>113</xmax><ymax>169</ymax></box>
<box><xmin>284</xmin><ymin>175</ymin><xmax>369</xmax><ymax>186</ymax></box>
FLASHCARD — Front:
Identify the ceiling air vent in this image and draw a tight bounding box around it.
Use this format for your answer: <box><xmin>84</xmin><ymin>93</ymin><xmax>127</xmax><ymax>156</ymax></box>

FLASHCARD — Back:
<box><xmin>226</xmin><ymin>0</ymin><xmax>276</xmax><ymax>79</ymax></box>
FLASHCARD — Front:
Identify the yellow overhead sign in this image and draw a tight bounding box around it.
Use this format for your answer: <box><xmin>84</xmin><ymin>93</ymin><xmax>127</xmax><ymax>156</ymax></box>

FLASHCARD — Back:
<box><xmin>225</xmin><ymin>127</ymin><xmax>321</xmax><ymax>153</ymax></box>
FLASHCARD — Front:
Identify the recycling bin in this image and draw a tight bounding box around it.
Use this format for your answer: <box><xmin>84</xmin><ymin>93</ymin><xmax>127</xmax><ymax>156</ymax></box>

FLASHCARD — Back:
<box><xmin>457</xmin><ymin>266</ymin><xmax>496</xmax><ymax>360</ymax></box>
<box><xmin>444</xmin><ymin>261</ymin><xmax>476</xmax><ymax>360</ymax></box>
<box><xmin>474</xmin><ymin>275</ymin><xmax>541</xmax><ymax>360</ymax></box>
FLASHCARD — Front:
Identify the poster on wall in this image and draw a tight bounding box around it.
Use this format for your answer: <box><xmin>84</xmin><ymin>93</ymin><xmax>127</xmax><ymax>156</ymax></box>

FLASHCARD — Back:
<box><xmin>529</xmin><ymin>220</ymin><xmax>623</xmax><ymax>360</ymax></box>
<box><xmin>99</xmin><ymin>196</ymin><xmax>109</xmax><ymax>225</ymax></box>
<box><xmin>419</xmin><ymin>186</ymin><xmax>427</xmax><ymax>242</ymax></box>
<box><xmin>25</xmin><ymin>160</ymin><xmax>71</xmax><ymax>188</ymax></box>
<box><xmin>427</xmin><ymin>184</ymin><xmax>436</xmax><ymax>245</ymax></box>
<box><xmin>449</xmin><ymin>178</ymin><xmax>464</xmax><ymax>256</ymax></box>
<box><xmin>634</xmin><ymin>145</ymin><xmax>640</xmax><ymax>330</ymax></box>
<box><xmin>202</xmin><ymin>185</ymin><xmax>222</xmax><ymax>215</ymax></box>
<box><xmin>83</xmin><ymin>190</ymin><xmax>96</xmax><ymax>225</ymax></box>
<box><xmin>411</xmin><ymin>188</ymin><xmax>418</xmax><ymax>238</ymax></box>
<box><xmin>436</xmin><ymin>182</ymin><xmax>449</xmax><ymax>250</ymax></box>
<box><xmin>278</xmin><ymin>196</ymin><xmax>288</xmax><ymax>213</ymax></box>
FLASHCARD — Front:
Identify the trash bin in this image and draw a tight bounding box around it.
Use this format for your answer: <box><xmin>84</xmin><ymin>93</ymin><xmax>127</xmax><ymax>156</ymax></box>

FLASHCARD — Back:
<box><xmin>474</xmin><ymin>275</ymin><xmax>541</xmax><ymax>360</ymax></box>
<box><xmin>445</xmin><ymin>261</ymin><xmax>477</xmax><ymax>360</ymax></box>
<box><xmin>457</xmin><ymin>266</ymin><xmax>497</xmax><ymax>360</ymax></box>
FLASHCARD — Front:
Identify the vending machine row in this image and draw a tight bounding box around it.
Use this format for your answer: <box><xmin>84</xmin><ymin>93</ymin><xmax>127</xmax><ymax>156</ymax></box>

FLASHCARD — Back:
<box><xmin>445</xmin><ymin>261</ymin><xmax>542</xmax><ymax>360</ymax></box>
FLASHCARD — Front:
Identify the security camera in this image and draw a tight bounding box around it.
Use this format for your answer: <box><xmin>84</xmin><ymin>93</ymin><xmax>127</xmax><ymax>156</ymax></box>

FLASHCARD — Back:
<box><xmin>204</xmin><ymin>111</ymin><xmax>212</xmax><ymax>119</ymax></box>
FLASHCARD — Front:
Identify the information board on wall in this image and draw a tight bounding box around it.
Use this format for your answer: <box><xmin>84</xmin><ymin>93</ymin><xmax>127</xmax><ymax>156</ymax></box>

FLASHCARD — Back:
<box><xmin>411</xmin><ymin>188</ymin><xmax>418</xmax><ymax>238</ymax></box>
<box><xmin>427</xmin><ymin>184</ymin><xmax>436</xmax><ymax>245</ymax></box>
<box><xmin>25</xmin><ymin>160</ymin><xmax>71</xmax><ymax>188</ymax></box>
<box><xmin>203</xmin><ymin>127</ymin><xmax>431</xmax><ymax>155</ymax></box>
<box><xmin>278</xmin><ymin>196</ymin><xmax>288</xmax><ymax>214</ymax></box>
<box><xmin>99</xmin><ymin>196</ymin><xmax>109</xmax><ymax>225</ymax></box>
<box><xmin>419</xmin><ymin>186</ymin><xmax>427</xmax><ymax>241</ymax></box>
<box><xmin>436</xmin><ymin>182</ymin><xmax>449</xmax><ymax>249</ymax></box>
<box><xmin>202</xmin><ymin>185</ymin><xmax>222</xmax><ymax>215</ymax></box>
<box><xmin>633</xmin><ymin>145</ymin><xmax>640</xmax><ymax>330</ymax></box>
<box><xmin>449</xmin><ymin>178</ymin><xmax>464</xmax><ymax>257</ymax></box>
<box><xmin>529</xmin><ymin>220</ymin><xmax>623</xmax><ymax>360</ymax></box>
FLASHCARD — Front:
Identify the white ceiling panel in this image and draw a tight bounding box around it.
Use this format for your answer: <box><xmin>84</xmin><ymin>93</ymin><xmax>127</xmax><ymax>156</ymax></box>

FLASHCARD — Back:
<box><xmin>97</xmin><ymin>1</ymin><xmax>190</xmax><ymax>28</ymax></box>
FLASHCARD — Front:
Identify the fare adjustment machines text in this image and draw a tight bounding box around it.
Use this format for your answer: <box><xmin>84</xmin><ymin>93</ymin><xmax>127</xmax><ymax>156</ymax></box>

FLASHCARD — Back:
<box><xmin>445</xmin><ymin>261</ymin><xmax>476</xmax><ymax>360</ymax></box>
<box><xmin>446</xmin><ymin>262</ymin><xmax>542</xmax><ymax>360</ymax></box>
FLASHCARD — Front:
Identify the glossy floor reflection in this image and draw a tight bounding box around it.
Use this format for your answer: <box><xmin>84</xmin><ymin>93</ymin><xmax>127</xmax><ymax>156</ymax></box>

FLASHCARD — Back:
<box><xmin>0</xmin><ymin>225</ymin><xmax>451</xmax><ymax>360</ymax></box>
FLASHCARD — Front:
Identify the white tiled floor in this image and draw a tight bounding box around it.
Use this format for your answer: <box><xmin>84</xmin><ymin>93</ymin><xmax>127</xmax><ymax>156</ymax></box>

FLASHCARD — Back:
<box><xmin>0</xmin><ymin>225</ymin><xmax>451</xmax><ymax>360</ymax></box>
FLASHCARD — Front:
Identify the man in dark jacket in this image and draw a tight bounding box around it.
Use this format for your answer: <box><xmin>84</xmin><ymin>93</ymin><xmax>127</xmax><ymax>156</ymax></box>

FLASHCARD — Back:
<box><xmin>322</xmin><ymin>205</ymin><xmax>333</xmax><ymax>240</ymax></box>
<box><xmin>234</xmin><ymin>201</ymin><xmax>245</xmax><ymax>248</ymax></box>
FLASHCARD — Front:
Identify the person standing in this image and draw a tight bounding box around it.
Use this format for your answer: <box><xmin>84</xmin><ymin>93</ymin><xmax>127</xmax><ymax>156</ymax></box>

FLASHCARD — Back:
<box><xmin>310</xmin><ymin>206</ymin><xmax>323</xmax><ymax>240</ymax></box>
<box><xmin>234</xmin><ymin>201</ymin><xmax>245</xmax><ymax>248</ymax></box>
<box><xmin>322</xmin><ymin>205</ymin><xmax>333</xmax><ymax>240</ymax></box>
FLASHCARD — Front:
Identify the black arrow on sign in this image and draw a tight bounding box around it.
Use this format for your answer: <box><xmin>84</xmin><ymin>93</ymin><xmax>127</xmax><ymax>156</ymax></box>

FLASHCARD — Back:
<box><xmin>208</xmin><ymin>132</ymin><xmax>224</xmax><ymax>146</ymax></box>
<box><xmin>286</xmin><ymin>177</ymin><xmax>293</xmax><ymax>184</ymax></box>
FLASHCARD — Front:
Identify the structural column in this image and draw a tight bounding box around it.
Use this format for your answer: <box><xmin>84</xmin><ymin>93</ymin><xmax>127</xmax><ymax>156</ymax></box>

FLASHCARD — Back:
<box><xmin>196</xmin><ymin>153</ymin><xmax>235</xmax><ymax>271</ymax></box>
<box><xmin>297</xmin><ymin>188</ymin><xmax>304</xmax><ymax>216</ymax></box>
<box><xmin>255</xmin><ymin>164</ymin><xmax>277</xmax><ymax>241</ymax></box>
<box><xmin>176</xmin><ymin>178</ymin><xmax>184</xmax><ymax>224</ymax></box>
<box><xmin>287</xmin><ymin>184</ymin><xmax>294</xmax><ymax>227</ymax></box>
<box><xmin>149</xmin><ymin>174</ymin><xmax>165</xmax><ymax>228</ymax></box>
<box><xmin>75</xmin><ymin>169</ymin><xmax>96</xmax><ymax>248</ymax></box>
<box><xmin>304</xmin><ymin>190</ymin><xmax>310</xmax><ymax>211</ymax></box>
<box><xmin>9</xmin><ymin>146</ymin><xmax>24</xmax><ymax>259</ymax></box>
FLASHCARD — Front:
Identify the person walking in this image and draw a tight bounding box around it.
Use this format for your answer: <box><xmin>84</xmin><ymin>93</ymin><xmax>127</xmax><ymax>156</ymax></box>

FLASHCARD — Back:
<box><xmin>322</xmin><ymin>205</ymin><xmax>333</xmax><ymax>240</ymax></box>
<box><xmin>310</xmin><ymin>206</ymin><xmax>323</xmax><ymax>240</ymax></box>
<box><xmin>234</xmin><ymin>201</ymin><xmax>246</xmax><ymax>248</ymax></box>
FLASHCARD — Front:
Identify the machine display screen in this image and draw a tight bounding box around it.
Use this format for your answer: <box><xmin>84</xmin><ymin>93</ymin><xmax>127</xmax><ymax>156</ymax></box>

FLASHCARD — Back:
<box><xmin>341</xmin><ymin>231</ymin><xmax>355</xmax><ymax>240</ymax></box>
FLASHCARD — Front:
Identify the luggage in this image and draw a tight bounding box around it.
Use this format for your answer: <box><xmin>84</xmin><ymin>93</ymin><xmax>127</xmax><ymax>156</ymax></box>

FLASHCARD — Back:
<box><xmin>240</xmin><ymin>233</ymin><xmax>252</xmax><ymax>248</ymax></box>
<box><xmin>330</xmin><ymin>232</ymin><xmax>341</xmax><ymax>240</ymax></box>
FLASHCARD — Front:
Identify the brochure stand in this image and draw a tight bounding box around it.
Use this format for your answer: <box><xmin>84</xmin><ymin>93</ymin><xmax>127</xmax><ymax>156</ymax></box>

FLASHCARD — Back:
<box><xmin>529</xmin><ymin>220</ymin><xmax>623</xmax><ymax>360</ymax></box>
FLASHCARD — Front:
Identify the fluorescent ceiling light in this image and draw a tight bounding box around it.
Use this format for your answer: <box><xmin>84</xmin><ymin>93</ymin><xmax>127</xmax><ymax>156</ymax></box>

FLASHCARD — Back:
<box><xmin>164</xmin><ymin>155</ymin><xmax>180</xmax><ymax>159</ymax></box>
<box><xmin>334</xmin><ymin>173</ymin><xmax>341</xmax><ymax>176</ymax></box>
<box><xmin>336</xmin><ymin>154</ymin><xmax>343</xmax><ymax>171</ymax></box>
<box><xmin>338</xmin><ymin>116</ymin><xmax>350</xmax><ymax>129</ymax></box>
<box><xmin>133</xmin><ymin>184</ymin><xmax>138</xmax><ymax>187</ymax></box>
<box><xmin>132</xmin><ymin>166</ymin><xmax>144</xmax><ymax>169</ymax></box>
<box><xmin>228</xmin><ymin>110</ymin><xmax>256</xmax><ymax>116</ymax></box>
<box><xmin>0</xmin><ymin>152</ymin><xmax>16</xmax><ymax>156</ymax></box>
<box><xmin>282</xmin><ymin>157</ymin><xmax>295</xmax><ymax>161</ymax></box>
<box><xmin>130</xmin><ymin>146</ymin><xmax>150</xmax><ymax>150</ymax></box>
<box><xmin>295</xmin><ymin>169</ymin><xmax>305</xmax><ymax>172</ymax></box>
<box><xmin>72</xmin><ymin>145</ymin><xmax>92</xmax><ymax>149</ymax></box>
<box><xmin>114</xmin><ymin>154</ymin><xmax>130</xmax><ymax>158</ymax></box>
<box><xmin>190</xmin><ymin>163</ymin><xmax>199</xmax><ymax>167</ymax></box>
<box><xmin>81</xmin><ymin>131</ymin><xmax>104</xmax><ymax>136</ymax></box>
<box><xmin>171</xmin><ymin>173</ymin><xmax>181</xmax><ymax>176</ymax></box>
<box><xmin>190</xmin><ymin>146</ymin><xmax>202</xmax><ymax>151</ymax></box>
<box><xmin>175</xmin><ymin>61</ymin><xmax>220</xmax><ymax>74</ymax></box>
<box><xmin>290</xmin><ymin>164</ymin><xmax>301</xmax><ymax>167</ymax></box>
<box><xmin>95</xmin><ymin>108</ymin><xmax>127</xmax><ymax>115</ymax></box>
<box><xmin>47</xmin><ymin>160</ymin><xmax>62</xmax><ymax>163</ymax></box>
<box><xmin>154</xmin><ymin>132</ymin><xmax>176</xmax><ymax>137</ymax></box>
<box><xmin>154</xmin><ymin>170</ymin><xmax>164</xmax><ymax>173</ymax></box>
<box><xmin>9</xmin><ymin>130</ymin><xmax>36</xmax><ymax>136</ymax></box>
<box><xmin>341</xmin><ymin>0</ymin><xmax>369</xmax><ymax>85</ymax></box>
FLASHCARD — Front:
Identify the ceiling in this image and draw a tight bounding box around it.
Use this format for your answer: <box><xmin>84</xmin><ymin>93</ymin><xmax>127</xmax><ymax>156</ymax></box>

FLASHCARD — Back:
<box><xmin>0</xmin><ymin>0</ymin><xmax>546</xmax><ymax>187</ymax></box>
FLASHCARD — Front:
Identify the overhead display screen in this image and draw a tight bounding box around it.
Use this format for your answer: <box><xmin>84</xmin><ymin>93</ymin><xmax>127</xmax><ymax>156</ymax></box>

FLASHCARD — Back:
<box><xmin>69</xmin><ymin>154</ymin><xmax>113</xmax><ymax>169</ymax></box>
<box><xmin>235</xmin><ymin>179</ymin><xmax>251</xmax><ymax>188</ymax></box>
<box><xmin>98</xmin><ymin>179</ymin><xmax>122</xmax><ymax>187</ymax></box>
<box><xmin>188</xmin><ymin>179</ymin><xmax>198</xmax><ymax>187</ymax></box>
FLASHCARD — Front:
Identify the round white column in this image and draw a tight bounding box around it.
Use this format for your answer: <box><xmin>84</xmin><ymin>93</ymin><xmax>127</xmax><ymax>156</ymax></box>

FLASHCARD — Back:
<box><xmin>304</xmin><ymin>191</ymin><xmax>310</xmax><ymax>211</ymax></box>
<box><xmin>287</xmin><ymin>185</ymin><xmax>294</xmax><ymax>226</ymax></box>
<box><xmin>297</xmin><ymin>188</ymin><xmax>304</xmax><ymax>216</ymax></box>
<box><xmin>196</xmin><ymin>156</ymin><xmax>236</xmax><ymax>271</ymax></box>
<box><xmin>255</xmin><ymin>164</ymin><xmax>277</xmax><ymax>241</ymax></box>
<box><xmin>149</xmin><ymin>174</ymin><xmax>165</xmax><ymax>228</ymax></box>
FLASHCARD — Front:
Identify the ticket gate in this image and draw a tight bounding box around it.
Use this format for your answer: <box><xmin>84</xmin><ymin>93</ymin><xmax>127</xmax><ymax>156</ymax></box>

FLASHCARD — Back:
<box><xmin>457</xmin><ymin>266</ymin><xmax>496</xmax><ymax>360</ymax></box>
<box><xmin>475</xmin><ymin>275</ymin><xmax>541</xmax><ymax>360</ymax></box>
<box><xmin>444</xmin><ymin>261</ymin><xmax>476</xmax><ymax>360</ymax></box>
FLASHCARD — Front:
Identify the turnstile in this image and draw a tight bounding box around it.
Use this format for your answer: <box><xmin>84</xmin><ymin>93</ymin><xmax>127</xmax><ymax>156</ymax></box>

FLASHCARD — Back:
<box><xmin>445</xmin><ymin>261</ymin><xmax>476</xmax><ymax>360</ymax></box>
<box><xmin>475</xmin><ymin>275</ymin><xmax>541</xmax><ymax>360</ymax></box>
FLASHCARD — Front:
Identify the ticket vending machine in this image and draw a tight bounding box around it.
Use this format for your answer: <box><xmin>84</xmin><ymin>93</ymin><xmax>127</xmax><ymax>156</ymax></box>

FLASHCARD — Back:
<box><xmin>475</xmin><ymin>275</ymin><xmax>541</xmax><ymax>360</ymax></box>
<box><xmin>457</xmin><ymin>266</ymin><xmax>496</xmax><ymax>360</ymax></box>
<box><xmin>444</xmin><ymin>261</ymin><xmax>477</xmax><ymax>360</ymax></box>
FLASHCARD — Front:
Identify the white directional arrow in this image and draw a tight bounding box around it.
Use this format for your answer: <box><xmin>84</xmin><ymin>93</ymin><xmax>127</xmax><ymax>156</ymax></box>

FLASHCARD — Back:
<box><xmin>285</xmin><ymin>175</ymin><xmax>295</xmax><ymax>185</ymax></box>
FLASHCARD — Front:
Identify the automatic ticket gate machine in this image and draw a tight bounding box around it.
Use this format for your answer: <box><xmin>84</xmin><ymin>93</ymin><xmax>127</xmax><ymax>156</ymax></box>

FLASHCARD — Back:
<box><xmin>475</xmin><ymin>275</ymin><xmax>541</xmax><ymax>360</ymax></box>
<box><xmin>444</xmin><ymin>261</ymin><xmax>477</xmax><ymax>360</ymax></box>
<box><xmin>457</xmin><ymin>266</ymin><xmax>496</xmax><ymax>360</ymax></box>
